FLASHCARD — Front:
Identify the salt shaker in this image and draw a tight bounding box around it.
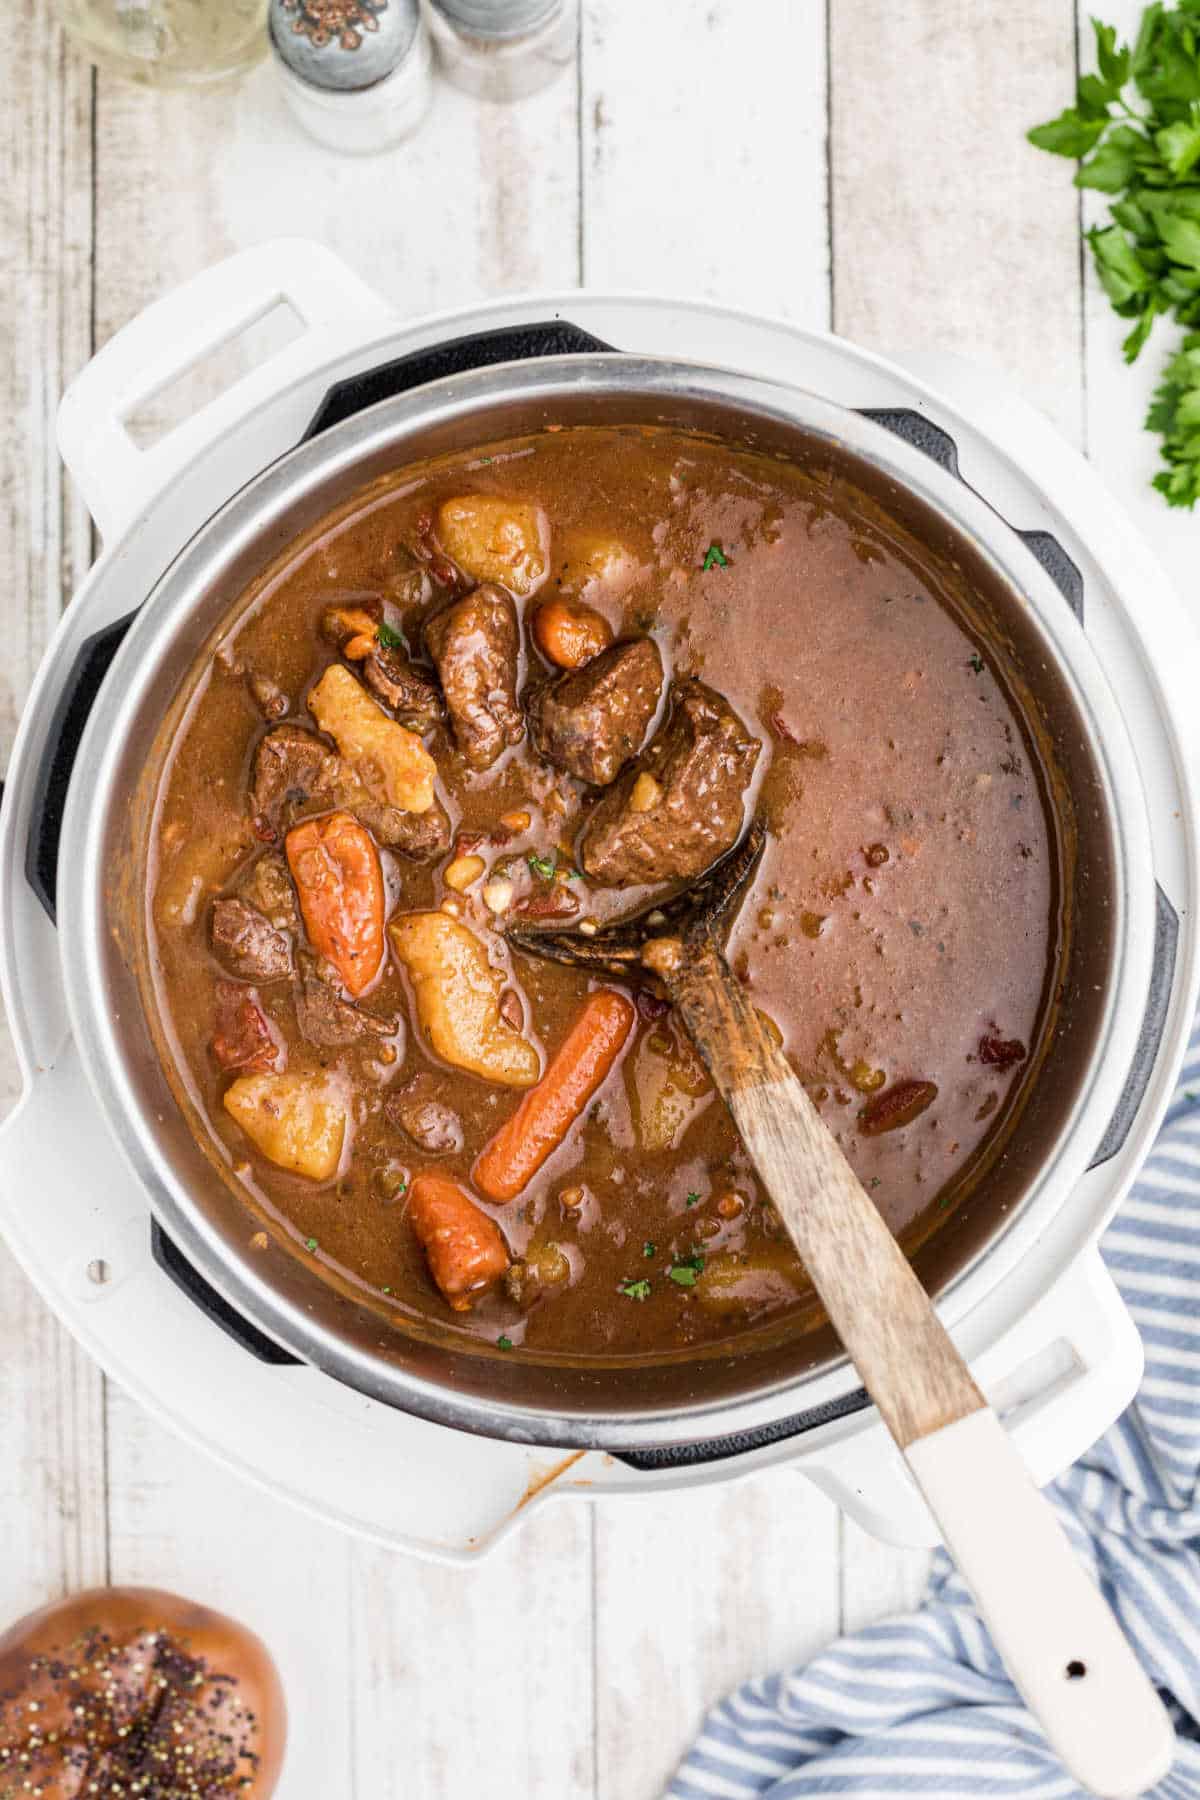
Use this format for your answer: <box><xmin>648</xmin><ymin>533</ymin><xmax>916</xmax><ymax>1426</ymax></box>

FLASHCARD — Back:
<box><xmin>426</xmin><ymin>0</ymin><xmax>576</xmax><ymax>103</ymax></box>
<box><xmin>269</xmin><ymin>0</ymin><xmax>433</xmax><ymax>152</ymax></box>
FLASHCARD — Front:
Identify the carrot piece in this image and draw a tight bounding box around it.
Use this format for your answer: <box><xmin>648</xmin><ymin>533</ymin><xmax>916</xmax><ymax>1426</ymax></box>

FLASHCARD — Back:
<box><xmin>474</xmin><ymin>989</ymin><xmax>636</xmax><ymax>1202</ymax></box>
<box><xmin>407</xmin><ymin>1172</ymin><xmax>511</xmax><ymax>1311</ymax></box>
<box><xmin>532</xmin><ymin>597</ymin><xmax>613</xmax><ymax>669</ymax></box>
<box><xmin>285</xmin><ymin>810</ymin><xmax>384</xmax><ymax>998</ymax></box>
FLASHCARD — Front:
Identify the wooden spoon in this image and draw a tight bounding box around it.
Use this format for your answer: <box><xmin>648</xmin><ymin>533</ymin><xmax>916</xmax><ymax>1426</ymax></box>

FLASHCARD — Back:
<box><xmin>510</xmin><ymin>824</ymin><xmax>1174</xmax><ymax>1799</ymax></box>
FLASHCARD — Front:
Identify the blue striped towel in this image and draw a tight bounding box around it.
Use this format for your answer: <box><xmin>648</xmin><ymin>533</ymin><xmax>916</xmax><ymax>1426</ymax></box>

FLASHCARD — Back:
<box><xmin>669</xmin><ymin>1021</ymin><xmax>1200</xmax><ymax>1799</ymax></box>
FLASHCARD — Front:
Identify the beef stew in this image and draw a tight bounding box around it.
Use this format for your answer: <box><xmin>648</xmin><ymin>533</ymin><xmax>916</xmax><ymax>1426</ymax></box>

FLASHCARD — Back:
<box><xmin>145</xmin><ymin>425</ymin><xmax>1061</xmax><ymax>1360</ymax></box>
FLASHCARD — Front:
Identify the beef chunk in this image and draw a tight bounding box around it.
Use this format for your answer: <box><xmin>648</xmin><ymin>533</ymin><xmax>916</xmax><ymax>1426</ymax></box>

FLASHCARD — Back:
<box><xmin>579</xmin><ymin>678</ymin><xmax>760</xmax><ymax>887</ymax></box>
<box><xmin>321</xmin><ymin>600</ymin><xmax>442</xmax><ymax>733</ymax></box>
<box><xmin>527</xmin><ymin>637</ymin><xmax>662</xmax><ymax>786</ymax></box>
<box><xmin>353</xmin><ymin>794</ymin><xmax>453</xmax><ymax>861</ymax></box>
<box><xmin>249</xmin><ymin>724</ymin><xmax>451</xmax><ymax>862</ymax></box>
<box><xmin>294</xmin><ymin>964</ymin><xmax>397</xmax><ymax>1050</ymax></box>
<box><xmin>210</xmin><ymin>982</ymin><xmax>283</xmax><ymax>1074</ymax></box>
<box><xmin>238</xmin><ymin>853</ymin><xmax>301</xmax><ymax>934</ymax></box>
<box><xmin>250</xmin><ymin>726</ymin><xmax>340</xmax><ymax>833</ymax></box>
<box><xmin>424</xmin><ymin>584</ymin><xmax>523</xmax><ymax>771</ymax></box>
<box><xmin>385</xmin><ymin>1074</ymin><xmax>464</xmax><ymax>1155</ymax></box>
<box><xmin>210</xmin><ymin>897</ymin><xmax>293</xmax><ymax>984</ymax></box>
<box><xmin>362</xmin><ymin>648</ymin><xmax>442</xmax><ymax>733</ymax></box>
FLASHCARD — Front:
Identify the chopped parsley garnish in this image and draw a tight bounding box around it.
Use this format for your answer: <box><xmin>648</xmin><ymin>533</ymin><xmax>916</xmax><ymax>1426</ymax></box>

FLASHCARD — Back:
<box><xmin>643</xmin><ymin>1240</ymin><xmax>657</xmax><ymax>1259</ymax></box>
<box><xmin>376</xmin><ymin>621</ymin><xmax>405</xmax><ymax>650</ymax></box>
<box><xmin>305</xmin><ymin>1237</ymin><xmax>319</xmax><ymax>1252</ymax></box>
<box><xmin>620</xmin><ymin>1278</ymin><xmax>652</xmax><ymax>1301</ymax></box>
<box><xmin>701</xmin><ymin>542</ymin><xmax>729</xmax><ymax>571</ymax></box>
<box><xmin>869</xmin><ymin>1178</ymin><xmax>881</xmax><ymax>1191</ymax></box>
<box><xmin>968</xmin><ymin>654</ymin><xmax>985</xmax><ymax>674</ymax></box>
<box><xmin>527</xmin><ymin>850</ymin><xmax>557</xmax><ymax>881</ymax></box>
<box><xmin>685</xmin><ymin>1191</ymin><xmax>701</xmax><ymax>1208</ymax></box>
<box><xmin>497</xmin><ymin>1334</ymin><xmax>514</xmax><ymax>1350</ymax></box>
<box><xmin>382</xmin><ymin>1286</ymin><xmax>392</xmax><ymax>1294</ymax></box>
<box><xmin>668</xmin><ymin>1254</ymin><xmax>706</xmax><ymax>1288</ymax></box>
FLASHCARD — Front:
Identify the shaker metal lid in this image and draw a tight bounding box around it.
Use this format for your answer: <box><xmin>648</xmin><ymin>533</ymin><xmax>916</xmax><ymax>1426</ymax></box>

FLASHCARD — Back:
<box><xmin>429</xmin><ymin>0</ymin><xmax>561</xmax><ymax>40</ymax></box>
<box><xmin>269</xmin><ymin>0</ymin><xmax>421</xmax><ymax>90</ymax></box>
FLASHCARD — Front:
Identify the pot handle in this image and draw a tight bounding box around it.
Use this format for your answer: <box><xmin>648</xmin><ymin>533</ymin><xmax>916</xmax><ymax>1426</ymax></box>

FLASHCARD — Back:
<box><xmin>801</xmin><ymin>1248</ymin><xmax>1142</xmax><ymax>1547</ymax></box>
<box><xmin>57</xmin><ymin>239</ymin><xmax>394</xmax><ymax>544</ymax></box>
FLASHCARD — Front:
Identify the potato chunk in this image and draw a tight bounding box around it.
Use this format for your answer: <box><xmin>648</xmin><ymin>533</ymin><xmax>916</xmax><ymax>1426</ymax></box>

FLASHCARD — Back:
<box><xmin>154</xmin><ymin>823</ymin><xmax>255</xmax><ymax>931</ymax></box>
<box><xmin>627</xmin><ymin>1015</ymin><xmax>712</xmax><ymax>1154</ymax></box>
<box><xmin>556</xmin><ymin>531</ymin><xmax>639</xmax><ymax>599</ymax></box>
<box><xmin>436</xmin><ymin>495</ymin><xmax>548</xmax><ymax>596</ymax></box>
<box><xmin>223</xmin><ymin>1073</ymin><xmax>347</xmax><ymax>1181</ymax></box>
<box><xmin>389</xmin><ymin>911</ymin><xmax>540</xmax><ymax>1088</ymax></box>
<box><xmin>695</xmin><ymin>1249</ymin><xmax>806</xmax><ymax>1317</ymax></box>
<box><xmin>308</xmin><ymin>664</ymin><xmax>436</xmax><ymax>814</ymax></box>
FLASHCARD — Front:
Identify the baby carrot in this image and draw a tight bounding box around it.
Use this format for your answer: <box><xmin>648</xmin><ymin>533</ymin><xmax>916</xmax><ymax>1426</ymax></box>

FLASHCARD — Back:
<box><xmin>532</xmin><ymin>597</ymin><xmax>613</xmax><ymax>669</ymax></box>
<box><xmin>474</xmin><ymin>989</ymin><xmax>636</xmax><ymax>1202</ymax></box>
<box><xmin>285</xmin><ymin>810</ymin><xmax>384</xmax><ymax>998</ymax></box>
<box><xmin>407</xmin><ymin>1171</ymin><xmax>511</xmax><ymax>1311</ymax></box>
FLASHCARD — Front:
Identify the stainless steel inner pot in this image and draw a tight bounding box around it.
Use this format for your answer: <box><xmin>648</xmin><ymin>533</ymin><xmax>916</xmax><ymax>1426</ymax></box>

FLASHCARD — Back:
<box><xmin>57</xmin><ymin>355</ymin><xmax>1150</xmax><ymax>1450</ymax></box>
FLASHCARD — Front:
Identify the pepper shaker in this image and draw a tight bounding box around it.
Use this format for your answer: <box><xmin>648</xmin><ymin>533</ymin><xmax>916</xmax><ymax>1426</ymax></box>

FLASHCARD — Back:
<box><xmin>425</xmin><ymin>0</ymin><xmax>576</xmax><ymax>103</ymax></box>
<box><xmin>269</xmin><ymin>0</ymin><xmax>433</xmax><ymax>152</ymax></box>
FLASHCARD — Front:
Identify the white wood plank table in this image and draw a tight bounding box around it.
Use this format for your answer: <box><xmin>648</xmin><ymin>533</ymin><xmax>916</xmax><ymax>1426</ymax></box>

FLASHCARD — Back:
<box><xmin>3</xmin><ymin>3</ymin><xmax>1195</xmax><ymax>1794</ymax></box>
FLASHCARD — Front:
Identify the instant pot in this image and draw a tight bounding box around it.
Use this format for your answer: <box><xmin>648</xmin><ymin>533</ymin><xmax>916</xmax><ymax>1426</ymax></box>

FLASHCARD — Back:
<box><xmin>1</xmin><ymin>240</ymin><xmax>1196</xmax><ymax>1560</ymax></box>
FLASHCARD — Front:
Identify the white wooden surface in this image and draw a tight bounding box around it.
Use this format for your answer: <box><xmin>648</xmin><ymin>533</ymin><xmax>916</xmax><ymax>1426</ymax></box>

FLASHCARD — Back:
<box><xmin>3</xmin><ymin>2</ymin><xmax>1192</xmax><ymax>1794</ymax></box>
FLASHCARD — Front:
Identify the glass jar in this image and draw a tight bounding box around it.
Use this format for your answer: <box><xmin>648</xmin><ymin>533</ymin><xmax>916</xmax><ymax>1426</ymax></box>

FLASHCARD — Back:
<box><xmin>61</xmin><ymin>0</ymin><xmax>268</xmax><ymax>86</ymax></box>
<box><xmin>426</xmin><ymin>0</ymin><xmax>576</xmax><ymax>103</ymax></box>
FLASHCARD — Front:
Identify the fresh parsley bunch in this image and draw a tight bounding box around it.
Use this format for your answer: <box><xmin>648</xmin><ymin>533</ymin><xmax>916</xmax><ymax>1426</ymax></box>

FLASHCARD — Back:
<box><xmin>1029</xmin><ymin>3</ymin><xmax>1200</xmax><ymax>506</ymax></box>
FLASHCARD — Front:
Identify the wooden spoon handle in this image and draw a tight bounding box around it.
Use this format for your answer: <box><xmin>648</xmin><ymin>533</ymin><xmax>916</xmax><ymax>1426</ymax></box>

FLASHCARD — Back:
<box><xmin>658</xmin><ymin>933</ymin><xmax>1174</xmax><ymax>1797</ymax></box>
<box><xmin>660</xmin><ymin>932</ymin><xmax>981</xmax><ymax>1445</ymax></box>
